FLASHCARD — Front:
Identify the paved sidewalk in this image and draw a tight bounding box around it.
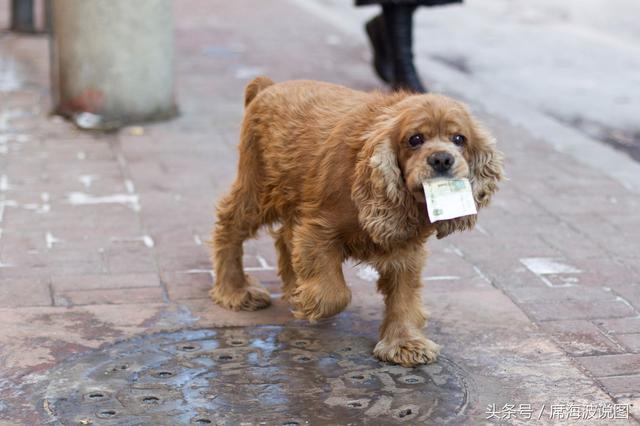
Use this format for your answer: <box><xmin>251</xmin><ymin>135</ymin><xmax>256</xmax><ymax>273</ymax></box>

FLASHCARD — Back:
<box><xmin>0</xmin><ymin>0</ymin><xmax>639</xmax><ymax>424</ymax></box>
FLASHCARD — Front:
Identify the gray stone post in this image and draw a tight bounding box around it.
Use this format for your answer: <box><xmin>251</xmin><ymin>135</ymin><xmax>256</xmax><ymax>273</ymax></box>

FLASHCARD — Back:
<box><xmin>50</xmin><ymin>0</ymin><xmax>177</xmax><ymax>129</ymax></box>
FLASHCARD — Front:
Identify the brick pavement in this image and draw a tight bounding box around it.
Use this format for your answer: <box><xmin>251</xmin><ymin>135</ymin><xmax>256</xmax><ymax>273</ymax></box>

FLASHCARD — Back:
<box><xmin>0</xmin><ymin>0</ymin><xmax>639</xmax><ymax>424</ymax></box>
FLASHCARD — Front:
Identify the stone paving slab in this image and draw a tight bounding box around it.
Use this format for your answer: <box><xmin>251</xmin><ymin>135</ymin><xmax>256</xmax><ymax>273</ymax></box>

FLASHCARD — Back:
<box><xmin>0</xmin><ymin>0</ymin><xmax>639</xmax><ymax>424</ymax></box>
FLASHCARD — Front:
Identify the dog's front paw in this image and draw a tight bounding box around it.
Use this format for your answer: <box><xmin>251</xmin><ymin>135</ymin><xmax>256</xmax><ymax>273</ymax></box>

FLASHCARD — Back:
<box><xmin>291</xmin><ymin>279</ymin><xmax>351</xmax><ymax>322</ymax></box>
<box><xmin>373</xmin><ymin>336</ymin><xmax>440</xmax><ymax>367</ymax></box>
<box><xmin>209</xmin><ymin>275</ymin><xmax>271</xmax><ymax>311</ymax></box>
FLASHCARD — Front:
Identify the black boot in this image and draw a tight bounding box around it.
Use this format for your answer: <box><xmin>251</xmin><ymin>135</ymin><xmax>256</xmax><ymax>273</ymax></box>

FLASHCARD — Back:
<box><xmin>383</xmin><ymin>5</ymin><xmax>427</xmax><ymax>93</ymax></box>
<box><xmin>365</xmin><ymin>14</ymin><xmax>392</xmax><ymax>83</ymax></box>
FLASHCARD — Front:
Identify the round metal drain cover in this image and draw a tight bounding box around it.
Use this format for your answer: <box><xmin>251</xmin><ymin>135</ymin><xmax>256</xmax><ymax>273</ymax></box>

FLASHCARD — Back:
<box><xmin>37</xmin><ymin>325</ymin><xmax>470</xmax><ymax>425</ymax></box>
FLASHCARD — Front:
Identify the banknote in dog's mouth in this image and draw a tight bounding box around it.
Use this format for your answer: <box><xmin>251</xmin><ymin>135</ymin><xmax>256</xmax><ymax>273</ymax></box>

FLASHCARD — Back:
<box><xmin>422</xmin><ymin>178</ymin><xmax>477</xmax><ymax>222</ymax></box>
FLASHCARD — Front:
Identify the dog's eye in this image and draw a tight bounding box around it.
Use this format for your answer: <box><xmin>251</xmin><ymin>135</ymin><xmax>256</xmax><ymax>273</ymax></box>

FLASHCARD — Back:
<box><xmin>408</xmin><ymin>133</ymin><xmax>424</xmax><ymax>149</ymax></box>
<box><xmin>451</xmin><ymin>134</ymin><xmax>466</xmax><ymax>146</ymax></box>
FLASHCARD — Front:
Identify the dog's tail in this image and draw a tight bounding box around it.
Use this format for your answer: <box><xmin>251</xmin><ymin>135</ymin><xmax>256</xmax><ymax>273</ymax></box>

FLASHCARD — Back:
<box><xmin>244</xmin><ymin>76</ymin><xmax>275</xmax><ymax>108</ymax></box>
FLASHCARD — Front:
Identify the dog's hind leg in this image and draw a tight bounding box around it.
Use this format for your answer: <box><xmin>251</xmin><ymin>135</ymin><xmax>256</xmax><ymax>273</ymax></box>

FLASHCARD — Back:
<box><xmin>210</xmin><ymin>129</ymin><xmax>271</xmax><ymax>311</ymax></box>
<box><xmin>289</xmin><ymin>217</ymin><xmax>351</xmax><ymax>322</ymax></box>
<box><xmin>273</xmin><ymin>225</ymin><xmax>297</xmax><ymax>302</ymax></box>
<box><xmin>210</xmin><ymin>187</ymin><xmax>271</xmax><ymax>310</ymax></box>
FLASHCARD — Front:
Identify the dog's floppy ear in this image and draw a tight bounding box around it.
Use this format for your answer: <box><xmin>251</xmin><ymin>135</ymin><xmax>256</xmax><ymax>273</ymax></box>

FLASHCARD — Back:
<box><xmin>468</xmin><ymin>119</ymin><xmax>504</xmax><ymax>208</ymax></box>
<box><xmin>435</xmin><ymin>118</ymin><xmax>504</xmax><ymax>239</ymax></box>
<box><xmin>352</xmin><ymin>116</ymin><xmax>421</xmax><ymax>248</ymax></box>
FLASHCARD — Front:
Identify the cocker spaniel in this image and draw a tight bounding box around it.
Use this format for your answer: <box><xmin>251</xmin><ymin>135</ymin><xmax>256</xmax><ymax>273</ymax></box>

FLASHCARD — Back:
<box><xmin>210</xmin><ymin>77</ymin><xmax>503</xmax><ymax>367</ymax></box>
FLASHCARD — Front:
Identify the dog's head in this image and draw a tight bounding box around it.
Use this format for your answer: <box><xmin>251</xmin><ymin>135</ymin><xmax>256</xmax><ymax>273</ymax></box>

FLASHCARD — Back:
<box><xmin>352</xmin><ymin>94</ymin><xmax>504</xmax><ymax>247</ymax></box>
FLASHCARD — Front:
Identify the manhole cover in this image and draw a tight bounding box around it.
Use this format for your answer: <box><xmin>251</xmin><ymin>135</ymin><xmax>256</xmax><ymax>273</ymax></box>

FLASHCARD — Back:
<box><xmin>35</xmin><ymin>325</ymin><xmax>470</xmax><ymax>425</ymax></box>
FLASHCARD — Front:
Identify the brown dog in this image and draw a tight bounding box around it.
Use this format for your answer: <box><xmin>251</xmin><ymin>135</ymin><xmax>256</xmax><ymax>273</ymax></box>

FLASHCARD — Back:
<box><xmin>210</xmin><ymin>77</ymin><xmax>503</xmax><ymax>367</ymax></box>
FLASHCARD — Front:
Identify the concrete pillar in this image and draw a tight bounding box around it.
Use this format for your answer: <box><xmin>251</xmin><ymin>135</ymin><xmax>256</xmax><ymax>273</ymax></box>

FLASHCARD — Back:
<box><xmin>50</xmin><ymin>0</ymin><xmax>177</xmax><ymax>129</ymax></box>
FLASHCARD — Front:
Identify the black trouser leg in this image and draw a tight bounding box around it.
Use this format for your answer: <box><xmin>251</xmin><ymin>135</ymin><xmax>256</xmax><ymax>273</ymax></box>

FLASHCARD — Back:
<box><xmin>383</xmin><ymin>4</ymin><xmax>427</xmax><ymax>93</ymax></box>
<box><xmin>365</xmin><ymin>13</ymin><xmax>392</xmax><ymax>83</ymax></box>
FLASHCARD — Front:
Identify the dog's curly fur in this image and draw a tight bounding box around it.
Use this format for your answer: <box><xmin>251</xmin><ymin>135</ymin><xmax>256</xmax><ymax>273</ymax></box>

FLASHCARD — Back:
<box><xmin>210</xmin><ymin>77</ymin><xmax>503</xmax><ymax>367</ymax></box>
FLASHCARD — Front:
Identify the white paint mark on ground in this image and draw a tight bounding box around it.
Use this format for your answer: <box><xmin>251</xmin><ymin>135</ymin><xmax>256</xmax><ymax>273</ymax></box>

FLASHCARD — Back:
<box><xmin>560</xmin><ymin>276</ymin><xmax>579</xmax><ymax>284</ymax></box>
<box><xmin>67</xmin><ymin>192</ymin><xmax>140</xmax><ymax>211</ymax></box>
<box><xmin>242</xmin><ymin>256</ymin><xmax>275</xmax><ymax>272</ymax></box>
<box><xmin>615</xmin><ymin>295</ymin><xmax>635</xmax><ymax>310</ymax></box>
<box><xmin>124</xmin><ymin>179</ymin><xmax>135</xmax><ymax>194</ymax></box>
<box><xmin>356</xmin><ymin>264</ymin><xmax>380</xmax><ymax>282</ymax></box>
<box><xmin>424</xmin><ymin>275</ymin><xmax>460</xmax><ymax>281</ymax></box>
<box><xmin>142</xmin><ymin>235</ymin><xmax>154</xmax><ymax>248</ymax></box>
<box><xmin>520</xmin><ymin>257</ymin><xmax>582</xmax><ymax>275</ymax></box>
<box><xmin>235</xmin><ymin>66</ymin><xmax>265</xmax><ymax>79</ymax></box>
<box><xmin>45</xmin><ymin>232</ymin><xmax>62</xmax><ymax>249</ymax></box>
<box><xmin>538</xmin><ymin>275</ymin><xmax>575</xmax><ymax>288</ymax></box>
<box><xmin>0</xmin><ymin>175</ymin><xmax>9</xmax><ymax>192</ymax></box>
<box><xmin>0</xmin><ymin>199</ymin><xmax>17</xmax><ymax>222</ymax></box>
<box><xmin>78</xmin><ymin>175</ymin><xmax>98</xmax><ymax>188</ymax></box>
<box><xmin>38</xmin><ymin>193</ymin><xmax>51</xmax><ymax>213</ymax></box>
<box><xmin>182</xmin><ymin>269</ymin><xmax>215</xmax><ymax>278</ymax></box>
<box><xmin>244</xmin><ymin>266</ymin><xmax>275</xmax><ymax>272</ymax></box>
<box><xmin>256</xmin><ymin>255</ymin><xmax>274</xmax><ymax>270</ymax></box>
<box><xmin>77</xmin><ymin>151</ymin><xmax>86</xmax><ymax>160</ymax></box>
<box><xmin>110</xmin><ymin>235</ymin><xmax>154</xmax><ymax>248</ymax></box>
<box><xmin>19</xmin><ymin>201</ymin><xmax>50</xmax><ymax>214</ymax></box>
<box><xmin>521</xmin><ymin>258</ymin><xmax>580</xmax><ymax>288</ymax></box>
<box><xmin>193</xmin><ymin>234</ymin><xmax>203</xmax><ymax>246</ymax></box>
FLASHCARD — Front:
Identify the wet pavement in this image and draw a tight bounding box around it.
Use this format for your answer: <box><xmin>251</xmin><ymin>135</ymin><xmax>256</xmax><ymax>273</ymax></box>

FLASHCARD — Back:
<box><xmin>1</xmin><ymin>0</ymin><xmax>640</xmax><ymax>425</ymax></box>
<box><xmin>29</xmin><ymin>321</ymin><xmax>470</xmax><ymax>425</ymax></box>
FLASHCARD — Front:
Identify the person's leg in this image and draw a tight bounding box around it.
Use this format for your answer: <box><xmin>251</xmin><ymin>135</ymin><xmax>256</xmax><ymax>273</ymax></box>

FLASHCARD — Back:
<box><xmin>383</xmin><ymin>4</ymin><xmax>427</xmax><ymax>93</ymax></box>
<box><xmin>365</xmin><ymin>12</ymin><xmax>392</xmax><ymax>83</ymax></box>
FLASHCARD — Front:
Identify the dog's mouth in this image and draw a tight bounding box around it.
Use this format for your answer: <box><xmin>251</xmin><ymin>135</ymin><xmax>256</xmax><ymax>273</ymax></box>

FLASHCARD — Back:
<box><xmin>411</xmin><ymin>186</ymin><xmax>427</xmax><ymax>203</ymax></box>
<box><xmin>410</xmin><ymin>172</ymin><xmax>470</xmax><ymax>204</ymax></box>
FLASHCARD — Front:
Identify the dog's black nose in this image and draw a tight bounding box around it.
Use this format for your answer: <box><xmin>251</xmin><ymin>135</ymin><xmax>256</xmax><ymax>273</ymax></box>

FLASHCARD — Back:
<box><xmin>428</xmin><ymin>151</ymin><xmax>455</xmax><ymax>174</ymax></box>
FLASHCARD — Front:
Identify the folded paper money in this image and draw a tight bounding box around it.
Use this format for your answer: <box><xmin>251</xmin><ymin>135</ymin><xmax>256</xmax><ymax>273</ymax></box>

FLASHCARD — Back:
<box><xmin>422</xmin><ymin>178</ymin><xmax>477</xmax><ymax>222</ymax></box>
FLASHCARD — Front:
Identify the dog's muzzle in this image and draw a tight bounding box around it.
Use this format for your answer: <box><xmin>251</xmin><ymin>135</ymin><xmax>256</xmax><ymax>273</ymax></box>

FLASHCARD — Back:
<box><xmin>427</xmin><ymin>151</ymin><xmax>455</xmax><ymax>175</ymax></box>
